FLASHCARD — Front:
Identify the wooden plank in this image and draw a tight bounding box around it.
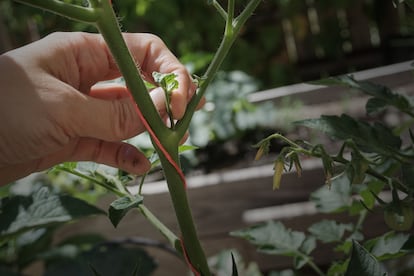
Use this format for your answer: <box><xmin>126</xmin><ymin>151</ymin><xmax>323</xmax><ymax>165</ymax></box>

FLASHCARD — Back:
<box><xmin>248</xmin><ymin>61</ymin><xmax>414</xmax><ymax>105</ymax></box>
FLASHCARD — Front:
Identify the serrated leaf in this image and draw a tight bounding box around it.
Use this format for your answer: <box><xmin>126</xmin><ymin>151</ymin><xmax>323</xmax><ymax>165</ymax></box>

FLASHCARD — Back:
<box><xmin>231</xmin><ymin>253</ymin><xmax>239</xmax><ymax>276</ymax></box>
<box><xmin>295</xmin><ymin>114</ymin><xmax>402</xmax><ymax>157</ymax></box>
<box><xmin>43</xmin><ymin>244</ymin><xmax>156</xmax><ymax>276</ymax></box>
<box><xmin>345</xmin><ymin>240</ymin><xmax>386</xmax><ymax>276</ymax></box>
<box><xmin>0</xmin><ymin>187</ymin><xmax>105</xmax><ymax>240</ymax></box>
<box><xmin>231</xmin><ymin>221</ymin><xmax>315</xmax><ymax>259</ymax></box>
<box><xmin>152</xmin><ymin>71</ymin><xmax>179</xmax><ymax>93</ymax></box>
<box><xmin>308</xmin><ymin>220</ymin><xmax>353</xmax><ymax>243</ymax></box>
<box><xmin>208</xmin><ymin>249</ymin><xmax>262</xmax><ymax>276</ymax></box>
<box><xmin>108</xmin><ymin>195</ymin><xmax>143</xmax><ymax>228</ymax></box>
<box><xmin>367</xmin><ymin>232</ymin><xmax>410</xmax><ymax>260</ymax></box>
<box><xmin>314</xmin><ymin>75</ymin><xmax>413</xmax><ymax>115</ymax></box>
<box><xmin>310</xmin><ymin>173</ymin><xmax>352</xmax><ymax>213</ymax></box>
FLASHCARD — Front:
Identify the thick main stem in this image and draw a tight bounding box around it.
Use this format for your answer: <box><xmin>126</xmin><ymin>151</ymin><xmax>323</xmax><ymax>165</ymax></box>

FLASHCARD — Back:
<box><xmin>96</xmin><ymin>3</ymin><xmax>209</xmax><ymax>273</ymax></box>
<box><xmin>95</xmin><ymin>1</ymin><xmax>168</xmax><ymax>137</ymax></box>
<box><xmin>157</xmin><ymin>144</ymin><xmax>210</xmax><ymax>276</ymax></box>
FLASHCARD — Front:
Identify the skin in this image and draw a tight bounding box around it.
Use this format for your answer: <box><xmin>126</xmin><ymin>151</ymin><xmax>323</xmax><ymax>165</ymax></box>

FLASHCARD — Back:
<box><xmin>0</xmin><ymin>32</ymin><xmax>196</xmax><ymax>185</ymax></box>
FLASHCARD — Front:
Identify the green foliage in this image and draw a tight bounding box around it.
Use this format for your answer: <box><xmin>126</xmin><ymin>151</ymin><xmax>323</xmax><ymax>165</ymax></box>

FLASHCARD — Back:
<box><xmin>0</xmin><ymin>185</ymin><xmax>156</xmax><ymax>276</ymax></box>
<box><xmin>0</xmin><ymin>186</ymin><xmax>104</xmax><ymax>240</ymax></box>
<box><xmin>208</xmin><ymin>249</ymin><xmax>262</xmax><ymax>276</ymax></box>
<box><xmin>345</xmin><ymin>241</ymin><xmax>386</xmax><ymax>276</ymax></box>
<box><xmin>308</xmin><ymin>220</ymin><xmax>353</xmax><ymax>243</ymax></box>
<box><xmin>235</xmin><ymin>74</ymin><xmax>414</xmax><ymax>275</ymax></box>
<box><xmin>4</xmin><ymin>0</ymin><xmax>414</xmax><ymax>275</ymax></box>
<box><xmin>189</xmin><ymin>71</ymin><xmax>279</xmax><ymax>147</ymax></box>
<box><xmin>108</xmin><ymin>195</ymin><xmax>143</xmax><ymax>228</ymax></box>
<box><xmin>296</xmin><ymin>114</ymin><xmax>402</xmax><ymax>158</ymax></box>
<box><xmin>231</xmin><ymin>221</ymin><xmax>316</xmax><ymax>270</ymax></box>
<box><xmin>43</xmin><ymin>244</ymin><xmax>156</xmax><ymax>276</ymax></box>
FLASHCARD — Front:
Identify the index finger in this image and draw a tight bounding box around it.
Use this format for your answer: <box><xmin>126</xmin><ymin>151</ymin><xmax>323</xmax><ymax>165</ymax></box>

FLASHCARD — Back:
<box><xmin>122</xmin><ymin>33</ymin><xmax>196</xmax><ymax>119</ymax></box>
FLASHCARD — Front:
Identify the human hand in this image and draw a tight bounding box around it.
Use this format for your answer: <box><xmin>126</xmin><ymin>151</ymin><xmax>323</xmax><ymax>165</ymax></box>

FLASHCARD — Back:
<box><xmin>0</xmin><ymin>32</ymin><xmax>195</xmax><ymax>185</ymax></box>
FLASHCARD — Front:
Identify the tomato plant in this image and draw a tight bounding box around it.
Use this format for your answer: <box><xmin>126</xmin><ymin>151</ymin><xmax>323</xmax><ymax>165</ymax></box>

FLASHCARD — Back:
<box><xmin>1</xmin><ymin>0</ymin><xmax>414</xmax><ymax>276</ymax></box>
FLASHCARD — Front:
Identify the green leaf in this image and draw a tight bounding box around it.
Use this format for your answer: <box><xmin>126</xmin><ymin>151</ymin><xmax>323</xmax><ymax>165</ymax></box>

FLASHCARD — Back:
<box><xmin>16</xmin><ymin>228</ymin><xmax>54</xmax><ymax>267</ymax></box>
<box><xmin>365</xmin><ymin>98</ymin><xmax>388</xmax><ymax>115</ymax></box>
<box><xmin>0</xmin><ymin>187</ymin><xmax>105</xmax><ymax>240</ymax></box>
<box><xmin>108</xmin><ymin>195</ymin><xmax>143</xmax><ymax>228</ymax></box>
<box><xmin>231</xmin><ymin>221</ymin><xmax>315</xmax><ymax>262</ymax></box>
<box><xmin>345</xmin><ymin>240</ymin><xmax>387</xmax><ymax>276</ymax></box>
<box><xmin>152</xmin><ymin>71</ymin><xmax>179</xmax><ymax>93</ymax></box>
<box><xmin>314</xmin><ymin>75</ymin><xmax>413</xmax><ymax>115</ymax></box>
<box><xmin>43</xmin><ymin>244</ymin><xmax>156</xmax><ymax>276</ymax></box>
<box><xmin>295</xmin><ymin>114</ymin><xmax>402</xmax><ymax>157</ymax></box>
<box><xmin>310</xmin><ymin>173</ymin><xmax>352</xmax><ymax>213</ymax></box>
<box><xmin>359</xmin><ymin>181</ymin><xmax>385</xmax><ymax>210</ymax></box>
<box><xmin>308</xmin><ymin>220</ymin><xmax>353</xmax><ymax>243</ymax></box>
<box><xmin>208</xmin><ymin>249</ymin><xmax>262</xmax><ymax>276</ymax></box>
<box><xmin>231</xmin><ymin>253</ymin><xmax>239</xmax><ymax>276</ymax></box>
<box><xmin>178</xmin><ymin>144</ymin><xmax>199</xmax><ymax>153</ymax></box>
<box><xmin>366</xmin><ymin>232</ymin><xmax>410</xmax><ymax>261</ymax></box>
<box><xmin>327</xmin><ymin>260</ymin><xmax>349</xmax><ymax>276</ymax></box>
<box><xmin>335</xmin><ymin>231</ymin><xmax>364</xmax><ymax>254</ymax></box>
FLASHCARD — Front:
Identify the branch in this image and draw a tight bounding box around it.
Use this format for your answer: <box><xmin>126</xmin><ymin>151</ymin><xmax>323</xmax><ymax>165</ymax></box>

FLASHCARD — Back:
<box><xmin>14</xmin><ymin>0</ymin><xmax>98</xmax><ymax>23</ymax></box>
<box><xmin>176</xmin><ymin>0</ymin><xmax>262</xmax><ymax>137</ymax></box>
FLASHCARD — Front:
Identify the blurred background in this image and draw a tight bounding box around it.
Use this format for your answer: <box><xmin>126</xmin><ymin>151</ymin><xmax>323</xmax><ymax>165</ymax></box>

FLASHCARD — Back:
<box><xmin>2</xmin><ymin>1</ymin><xmax>414</xmax><ymax>275</ymax></box>
<box><xmin>2</xmin><ymin>0</ymin><xmax>414</xmax><ymax>88</ymax></box>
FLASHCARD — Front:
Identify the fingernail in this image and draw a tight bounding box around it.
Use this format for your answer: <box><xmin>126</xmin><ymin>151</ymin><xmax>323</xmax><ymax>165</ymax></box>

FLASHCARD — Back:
<box><xmin>122</xmin><ymin>145</ymin><xmax>150</xmax><ymax>175</ymax></box>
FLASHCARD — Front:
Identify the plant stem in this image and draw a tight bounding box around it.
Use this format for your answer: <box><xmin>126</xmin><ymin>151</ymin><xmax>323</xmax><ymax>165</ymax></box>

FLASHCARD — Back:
<box><xmin>94</xmin><ymin>0</ymin><xmax>170</xmax><ymax>138</ymax></box>
<box><xmin>177</xmin><ymin>0</ymin><xmax>262</xmax><ymax>137</ymax></box>
<box><xmin>157</xmin><ymin>145</ymin><xmax>210</xmax><ymax>275</ymax></box>
<box><xmin>57</xmin><ymin>167</ymin><xmax>125</xmax><ymax>197</ymax></box>
<box><xmin>14</xmin><ymin>0</ymin><xmax>98</xmax><ymax>23</ymax></box>
<box><xmin>209</xmin><ymin>0</ymin><xmax>227</xmax><ymax>20</ymax></box>
<box><xmin>294</xmin><ymin>251</ymin><xmax>325</xmax><ymax>276</ymax></box>
<box><xmin>138</xmin><ymin>204</ymin><xmax>180</xmax><ymax>252</ymax></box>
<box><xmin>306</xmin><ymin>256</ymin><xmax>326</xmax><ymax>276</ymax></box>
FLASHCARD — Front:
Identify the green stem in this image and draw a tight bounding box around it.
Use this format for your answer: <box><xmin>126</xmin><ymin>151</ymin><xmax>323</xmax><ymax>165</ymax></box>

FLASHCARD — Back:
<box><xmin>14</xmin><ymin>0</ymin><xmax>98</xmax><ymax>23</ymax></box>
<box><xmin>57</xmin><ymin>167</ymin><xmax>125</xmax><ymax>197</ymax></box>
<box><xmin>267</xmin><ymin>133</ymin><xmax>410</xmax><ymax>192</ymax></box>
<box><xmin>177</xmin><ymin>0</ymin><xmax>262</xmax><ymax>137</ymax></box>
<box><xmin>210</xmin><ymin>0</ymin><xmax>227</xmax><ymax>20</ymax></box>
<box><xmin>157</xmin><ymin>145</ymin><xmax>210</xmax><ymax>275</ymax></box>
<box><xmin>138</xmin><ymin>204</ymin><xmax>180</xmax><ymax>252</ymax></box>
<box><xmin>94</xmin><ymin>0</ymin><xmax>170</xmax><ymax>138</ymax></box>
<box><xmin>304</xmin><ymin>255</ymin><xmax>326</xmax><ymax>276</ymax></box>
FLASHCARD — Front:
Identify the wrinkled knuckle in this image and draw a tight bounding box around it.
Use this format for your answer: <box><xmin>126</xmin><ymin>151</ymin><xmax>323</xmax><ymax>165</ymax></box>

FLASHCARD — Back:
<box><xmin>110</xmin><ymin>100</ymin><xmax>136</xmax><ymax>141</ymax></box>
<box><xmin>91</xmin><ymin>140</ymin><xmax>105</xmax><ymax>162</ymax></box>
<box><xmin>145</xmin><ymin>33</ymin><xmax>163</xmax><ymax>45</ymax></box>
